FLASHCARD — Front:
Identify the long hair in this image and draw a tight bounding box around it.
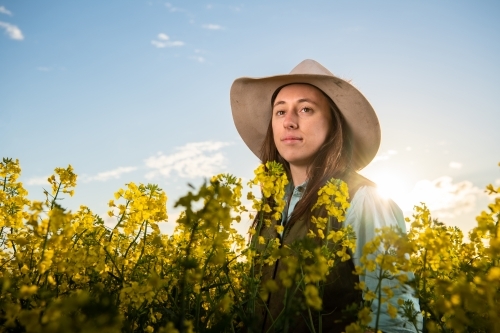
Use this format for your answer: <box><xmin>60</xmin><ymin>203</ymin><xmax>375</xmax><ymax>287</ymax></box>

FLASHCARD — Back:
<box><xmin>259</xmin><ymin>83</ymin><xmax>354</xmax><ymax>229</ymax></box>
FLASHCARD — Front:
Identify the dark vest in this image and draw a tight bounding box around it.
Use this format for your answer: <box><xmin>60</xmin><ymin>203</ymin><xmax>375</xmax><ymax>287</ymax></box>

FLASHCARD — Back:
<box><xmin>252</xmin><ymin>214</ymin><xmax>362</xmax><ymax>333</ymax></box>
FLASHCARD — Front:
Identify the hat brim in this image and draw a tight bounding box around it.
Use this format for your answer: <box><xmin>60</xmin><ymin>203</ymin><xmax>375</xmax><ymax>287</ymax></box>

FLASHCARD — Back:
<box><xmin>230</xmin><ymin>73</ymin><xmax>380</xmax><ymax>170</ymax></box>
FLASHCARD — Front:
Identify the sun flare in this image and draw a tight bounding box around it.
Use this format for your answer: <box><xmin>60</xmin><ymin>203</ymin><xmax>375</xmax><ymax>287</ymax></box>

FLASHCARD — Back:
<box><xmin>369</xmin><ymin>173</ymin><xmax>409</xmax><ymax>202</ymax></box>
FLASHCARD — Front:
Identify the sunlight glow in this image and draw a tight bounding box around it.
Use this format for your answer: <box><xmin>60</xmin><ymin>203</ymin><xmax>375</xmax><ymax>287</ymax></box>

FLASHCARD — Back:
<box><xmin>372</xmin><ymin>174</ymin><xmax>408</xmax><ymax>201</ymax></box>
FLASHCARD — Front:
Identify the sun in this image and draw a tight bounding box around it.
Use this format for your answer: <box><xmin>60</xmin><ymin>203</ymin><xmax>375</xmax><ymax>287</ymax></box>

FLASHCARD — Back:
<box><xmin>368</xmin><ymin>172</ymin><xmax>410</xmax><ymax>203</ymax></box>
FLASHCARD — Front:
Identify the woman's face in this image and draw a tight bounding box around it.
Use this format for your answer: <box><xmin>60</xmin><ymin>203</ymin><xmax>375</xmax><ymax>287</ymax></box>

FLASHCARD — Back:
<box><xmin>272</xmin><ymin>84</ymin><xmax>332</xmax><ymax>169</ymax></box>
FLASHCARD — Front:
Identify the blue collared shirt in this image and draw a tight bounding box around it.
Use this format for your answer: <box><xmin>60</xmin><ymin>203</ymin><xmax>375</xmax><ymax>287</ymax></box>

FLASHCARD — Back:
<box><xmin>280</xmin><ymin>181</ymin><xmax>307</xmax><ymax>228</ymax></box>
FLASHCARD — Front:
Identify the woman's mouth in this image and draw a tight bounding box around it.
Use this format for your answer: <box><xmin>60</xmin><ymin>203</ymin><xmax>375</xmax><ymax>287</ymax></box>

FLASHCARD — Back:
<box><xmin>281</xmin><ymin>136</ymin><xmax>302</xmax><ymax>143</ymax></box>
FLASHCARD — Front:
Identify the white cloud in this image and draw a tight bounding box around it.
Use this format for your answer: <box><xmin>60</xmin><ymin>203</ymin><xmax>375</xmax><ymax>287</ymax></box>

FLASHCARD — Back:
<box><xmin>158</xmin><ymin>33</ymin><xmax>169</xmax><ymax>40</ymax></box>
<box><xmin>202</xmin><ymin>24</ymin><xmax>223</xmax><ymax>30</ymax></box>
<box><xmin>400</xmin><ymin>176</ymin><xmax>482</xmax><ymax>218</ymax></box>
<box><xmin>449</xmin><ymin>161</ymin><xmax>462</xmax><ymax>169</ymax></box>
<box><xmin>165</xmin><ymin>2</ymin><xmax>184</xmax><ymax>13</ymax></box>
<box><xmin>0</xmin><ymin>6</ymin><xmax>12</xmax><ymax>15</ymax></box>
<box><xmin>0</xmin><ymin>21</ymin><xmax>24</xmax><ymax>40</ymax></box>
<box><xmin>151</xmin><ymin>40</ymin><xmax>184</xmax><ymax>48</ymax></box>
<box><xmin>144</xmin><ymin>141</ymin><xmax>232</xmax><ymax>179</ymax></box>
<box><xmin>151</xmin><ymin>33</ymin><xmax>184</xmax><ymax>48</ymax></box>
<box><xmin>82</xmin><ymin>166</ymin><xmax>137</xmax><ymax>182</ymax></box>
<box><xmin>373</xmin><ymin>155</ymin><xmax>389</xmax><ymax>162</ymax></box>
<box><xmin>372</xmin><ymin>149</ymin><xmax>398</xmax><ymax>163</ymax></box>
<box><xmin>190</xmin><ymin>56</ymin><xmax>205</xmax><ymax>63</ymax></box>
<box><xmin>26</xmin><ymin>176</ymin><xmax>49</xmax><ymax>186</ymax></box>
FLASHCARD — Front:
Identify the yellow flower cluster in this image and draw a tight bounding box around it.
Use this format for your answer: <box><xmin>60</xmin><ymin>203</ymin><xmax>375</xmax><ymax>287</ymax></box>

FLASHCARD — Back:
<box><xmin>0</xmin><ymin>158</ymin><xmax>30</xmax><ymax>230</ymax></box>
<box><xmin>351</xmin><ymin>226</ymin><xmax>416</xmax><ymax>331</ymax></box>
<box><xmin>405</xmin><ymin>193</ymin><xmax>500</xmax><ymax>333</ymax></box>
<box><xmin>48</xmin><ymin>164</ymin><xmax>77</xmax><ymax>198</ymax></box>
<box><xmin>247</xmin><ymin>161</ymin><xmax>288</xmax><ymax>222</ymax></box>
<box><xmin>1</xmin><ymin>157</ymin><xmax>500</xmax><ymax>333</ymax></box>
<box><xmin>350</xmin><ymin>164</ymin><xmax>500</xmax><ymax>333</ymax></box>
<box><xmin>309</xmin><ymin>179</ymin><xmax>355</xmax><ymax>263</ymax></box>
<box><xmin>311</xmin><ymin>178</ymin><xmax>350</xmax><ymax>222</ymax></box>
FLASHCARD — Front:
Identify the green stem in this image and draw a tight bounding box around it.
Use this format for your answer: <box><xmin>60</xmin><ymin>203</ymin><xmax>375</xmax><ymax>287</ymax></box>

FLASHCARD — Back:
<box><xmin>266</xmin><ymin>274</ymin><xmax>305</xmax><ymax>333</ymax></box>
<box><xmin>108</xmin><ymin>200</ymin><xmax>131</xmax><ymax>242</ymax></box>
<box><xmin>421</xmin><ymin>249</ymin><xmax>428</xmax><ymax>331</ymax></box>
<box><xmin>306</xmin><ymin>304</ymin><xmax>318</xmax><ymax>333</ymax></box>
<box><xmin>50</xmin><ymin>182</ymin><xmax>62</xmax><ymax>210</ymax></box>
<box><xmin>0</xmin><ymin>226</ymin><xmax>6</xmax><ymax>247</ymax></box>
<box><xmin>177</xmin><ymin>199</ymin><xmax>209</xmax><ymax>333</ymax></box>
<box><xmin>130</xmin><ymin>221</ymin><xmax>148</xmax><ymax>278</ymax></box>
<box><xmin>123</xmin><ymin>221</ymin><xmax>145</xmax><ymax>266</ymax></box>
<box><xmin>0</xmin><ymin>255</ymin><xmax>14</xmax><ymax>269</ymax></box>
<box><xmin>374</xmin><ymin>255</ymin><xmax>385</xmax><ymax>332</ymax></box>
<box><xmin>249</xmin><ymin>209</ymin><xmax>265</xmax><ymax>314</ymax></box>
<box><xmin>70</xmin><ymin>229</ymin><xmax>87</xmax><ymax>250</ymax></box>
<box><xmin>194</xmin><ymin>222</ymin><xmax>219</xmax><ymax>330</ymax></box>
<box><xmin>9</xmin><ymin>228</ymin><xmax>17</xmax><ymax>256</ymax></box>
<box><xmin>36</xmin><ymin>183</ymin><xmax>62</xmax><ymax>280</ymax></box>
<box><xmin>102</xmin><ymin>245</ymin><xmax>125</xmax><ymax>283</ymax></box>
<box><xmin>300</xmin><ymin>266</ymin><xmax>318</xmax><ymax>333</ymax></box>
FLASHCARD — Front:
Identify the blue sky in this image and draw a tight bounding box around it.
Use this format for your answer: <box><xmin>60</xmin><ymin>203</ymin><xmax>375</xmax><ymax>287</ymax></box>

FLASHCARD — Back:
<box><xmin>1</xmin><ymin>0</ymin><xmax>499</xmax><ymax>235</ymax></box>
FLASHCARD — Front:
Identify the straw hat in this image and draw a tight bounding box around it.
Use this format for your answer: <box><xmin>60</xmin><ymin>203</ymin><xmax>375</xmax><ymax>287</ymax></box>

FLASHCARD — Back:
<box><xmin>230</xmin><ymin>59</ymin><xmax>380</xmax><ymax>170</ymax></box>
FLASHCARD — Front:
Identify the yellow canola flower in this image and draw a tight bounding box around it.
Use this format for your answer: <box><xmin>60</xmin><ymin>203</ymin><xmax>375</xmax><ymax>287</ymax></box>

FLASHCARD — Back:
<box><xmin>49</xmin><ymin>164</ymin><xmax>77</xmax><ymax>196</ymax></box>
<box><xmin>19</xmin><ymin>285</ymin><xmax>38</xmax><ymax>299</ymax></box>
<box><xmin>487</xmin><ymin>267</ymin><xmax>500</xmax><ymax>281</ymax></box>
<box><xmin>364</xmin><ymin>290</ymin><xmax>377</xmax><ymax>302</ymax></box>
<box><xmin>450</xmin><ymin>294</ymin><xmax>461</xmax><ymax>305</ymax></box>
<box><xmin>248</xmin><ymin>161</ymin><xmax>288</xmax><ymax>222</ymax></box>
<box><xmin>160</xmin><ymin>323</ymin><xmax>179</xmax><ymax>333</ymax></box>
<box><xmin>3</xmin><ymin>157</ymin><xmax>500</xmax><ymax>333</ymax></box>
<box><xmin>304</xmin><ymin>284</ymin><xmax>322</xmax><ymax>310</ymax></box>
<box><xmin>382</xmin><ymin>286</ymin><xmax>394</xmax><ymax>299</ymax></box>
<box><xmin>357</xmin><ymin>306</ymin><xmax>372</xmax><ymax>326</ymax></box>
<box><xmin>344</xmin><ymin>322</ymin><xmax>365</xmax><ymax>333</ymax></box>
<box><xmin>317</xmin><ymin>229</ymin><xmax>325</xmax><ymax>239</ymax></box>
<box><xmin>20</xmin><ymin>265</ymin><xmax>29</xmax><ymax>274</ymax></box>
<box><xmin>312</xmin><ymin>178</ymin><xmax>350</xmax><ymax>222</ymax></box>
<box><xmin>218</xmin><ymin>293</ymin><xmax>233</xmax><ymax>313</ymax></box>
<box><xmin>387</xmin><ymin>303</ymin><xmax>398</xmax><ymax>319</ymax></box>
<box><xmin>327</xmin><ymin>229</ymin><xmax>345</xmax><ymax>242</ymax></box>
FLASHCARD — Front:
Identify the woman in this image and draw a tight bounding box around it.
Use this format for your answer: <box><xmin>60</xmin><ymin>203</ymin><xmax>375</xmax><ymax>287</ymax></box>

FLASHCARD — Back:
<box><xmin>230</xmin><ymin>60</ymin><xmax>422</xmax><ymax>332</ymax></box>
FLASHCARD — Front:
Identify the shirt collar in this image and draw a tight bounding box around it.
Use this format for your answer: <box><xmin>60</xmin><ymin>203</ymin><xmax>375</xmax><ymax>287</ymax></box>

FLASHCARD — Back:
<box><xmin>287</xmin><ymin>180</ymin><xmax>308</xmax><ymax>197</ymax></box>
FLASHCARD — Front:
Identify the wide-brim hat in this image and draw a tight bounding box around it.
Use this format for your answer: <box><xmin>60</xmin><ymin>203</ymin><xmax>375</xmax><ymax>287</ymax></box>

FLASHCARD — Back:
<box><xmin>230</xmin><ymin>59</ymin><xmax>381</xmax><ymax>170</ymax></box>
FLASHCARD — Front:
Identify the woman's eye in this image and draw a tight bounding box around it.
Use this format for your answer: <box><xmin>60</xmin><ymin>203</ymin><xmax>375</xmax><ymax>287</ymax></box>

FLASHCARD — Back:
<box><xmin>300</xmin><ymin>107</ymin><xmax>312</xmax><ymax>113</ymax></box>
<box><xmin>275</xmin><ymin>110</ymin><xmax>285</xmax><ymax>116</ymax></box>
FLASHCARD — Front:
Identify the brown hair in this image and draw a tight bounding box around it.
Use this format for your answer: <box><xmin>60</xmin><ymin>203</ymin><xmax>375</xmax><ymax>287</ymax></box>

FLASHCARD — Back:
<box><xmin>259</xmin><ymin>83</ymin><xmax>353</xmax><ymax>229</ymax></box>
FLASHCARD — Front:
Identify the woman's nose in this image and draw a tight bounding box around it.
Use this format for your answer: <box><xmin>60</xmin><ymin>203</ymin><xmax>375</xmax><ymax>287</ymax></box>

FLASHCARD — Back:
<box><xmin>283</xmin><ymin>112</ymin><xmax>297</xmax><ymax>129</ymax></box>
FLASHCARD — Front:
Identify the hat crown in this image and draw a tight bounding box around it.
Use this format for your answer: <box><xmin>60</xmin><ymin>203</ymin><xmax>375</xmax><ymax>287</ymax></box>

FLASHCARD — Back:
<box><xmin>289</xmin><ymin>59</ymin><xmax>334</xmax><ymax>76</ymax></box>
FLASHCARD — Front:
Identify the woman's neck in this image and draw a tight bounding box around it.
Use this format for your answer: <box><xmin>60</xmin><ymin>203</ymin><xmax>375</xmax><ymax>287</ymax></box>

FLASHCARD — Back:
<box><xmin>289</xmin><ymin>165</ymin><xmax>308</xmax><ymax>186</ymax></box>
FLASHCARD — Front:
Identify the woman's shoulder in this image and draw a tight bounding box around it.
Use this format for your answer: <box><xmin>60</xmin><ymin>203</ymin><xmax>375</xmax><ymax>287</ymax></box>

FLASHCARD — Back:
<box><xmin>344</xmin><ymin>173</ymin><xmax>406</xmax><ymax>231</ymax></box>
<box><xmin>344</xmin><ymin>172</ymin><xmax>376</xmax><ymax>199</ymax></box>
